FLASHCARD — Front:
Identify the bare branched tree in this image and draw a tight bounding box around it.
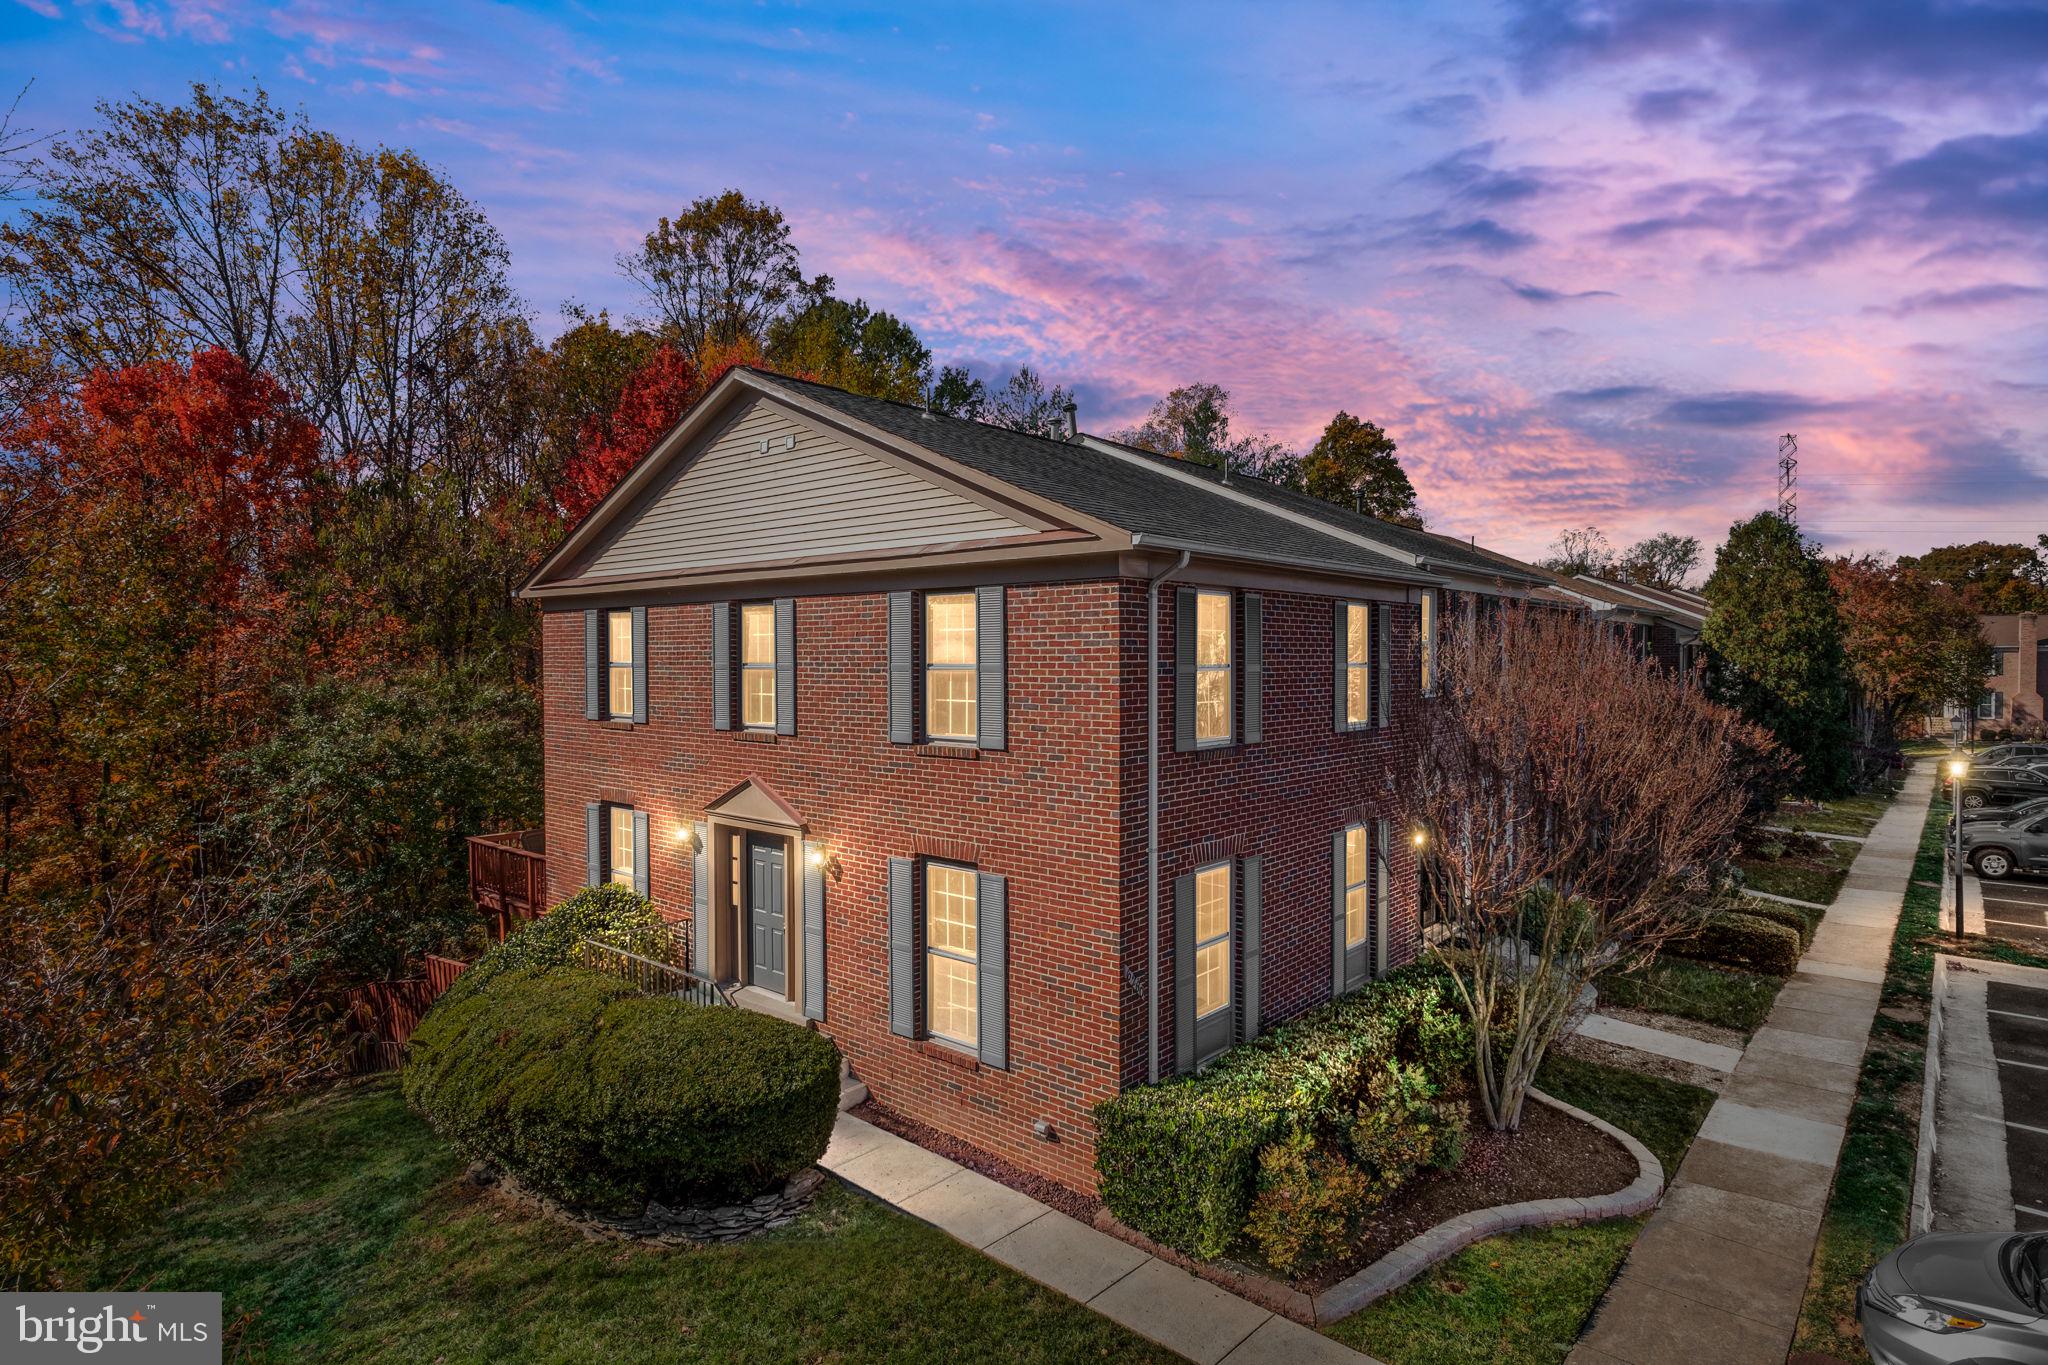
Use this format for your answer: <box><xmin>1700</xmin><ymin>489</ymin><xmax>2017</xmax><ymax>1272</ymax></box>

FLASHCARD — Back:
<box><xmin>1412</xmin><ymin>602</ymin><xmax>1762</xmax><ymax>1130</ymax></box>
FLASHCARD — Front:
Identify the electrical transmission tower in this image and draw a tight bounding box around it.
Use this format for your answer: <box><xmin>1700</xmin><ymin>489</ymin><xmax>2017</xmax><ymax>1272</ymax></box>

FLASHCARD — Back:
<box><xmin>1777</xmin><ymin>433</ymin><xmax>1798</xmax><ymax>522</ymax></box>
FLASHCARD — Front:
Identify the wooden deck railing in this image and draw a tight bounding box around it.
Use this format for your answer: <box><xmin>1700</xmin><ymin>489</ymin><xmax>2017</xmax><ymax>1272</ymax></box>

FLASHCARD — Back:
<box><xmin>467</xmin><ymin>829</ymin><xmax>546</xmax><ymax>941</ymax></box>
<box><xmin>577</xmin><ymin>937</ymin><xmax>732</xmax><ymax>1008</ymax></box>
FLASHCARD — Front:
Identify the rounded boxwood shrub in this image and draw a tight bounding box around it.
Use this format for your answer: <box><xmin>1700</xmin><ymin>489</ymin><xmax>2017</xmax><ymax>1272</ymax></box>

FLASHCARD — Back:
<box><xmin>1741</xmin><ymin>899</ymin><xmax>1818</xmax><ymax>946</ymax></box>
<box><xmin>403</xmin><ymin>965</ymin><xmax>840</xmax><ymax>1210</ymax></box>
<box><xmin>445</xmin><ymin>883</ymin><xmax>662</xmax><ymax>1006</ymax></box>
<box><xmin>1667</xmin><ymin>909</ymin><xmax>1801</xmax><ymax>976</ymax></box>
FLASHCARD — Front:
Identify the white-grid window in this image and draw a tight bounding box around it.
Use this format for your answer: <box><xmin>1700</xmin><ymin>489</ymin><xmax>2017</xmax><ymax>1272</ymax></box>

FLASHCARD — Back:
<box><xmin>925</xmin><ymin>862</ymin><xmax>979</xmax><ymax>1047</ymax></box>
<box><xmin>606</xmin><ymin>610</ymin><xmax>634</xmax><ymax>718</ymax></box>
<box><xmin>925</xmin><ymin>593</ymin><xmax>978</xmax><ymax>742</ymax></box>
<box><xmin>1420</xmin><ymin>590</ymin><xmax>1438</xmax><ymax>695</ymax></box>
<box><xmin>1344</xmin><ymin>824</ymin><xmax>1369</xmax><ymax>948</ymax></box>
<box><xmin>741</xmin><ymin>603</ymin><xmax>776</xmax><ymax>729</ymax></box>
<box><xmin>608</xmin><ymin>804</ymin><xmax>635</xmax><ymax>887</ymax></box>
<box><xmin>1195</xmin><ymin>591</ymin><xmax>1233</xmax><ymax>745</ymax></box>
<box><xmin>1345</xmin><ymin>602</ymin><xmax>1371</xmax><ymax>726</ymax></box>
<box><xmin>1193</xmin><ymin>862</ymin><xmax>1232</xmax><ymax>1019</ymax></box>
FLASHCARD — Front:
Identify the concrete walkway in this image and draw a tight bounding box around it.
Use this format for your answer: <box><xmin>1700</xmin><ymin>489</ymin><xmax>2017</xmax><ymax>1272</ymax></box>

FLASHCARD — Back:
<box><xmin>1571</xmin><ymin>765</ymin><xmax>1934</xmax><ymax>1365</ymax></box>
<box><xmin>1575</xmin><ymin>1012</ymin><xmax>1741</xmax><ymax>1073</ymax></box>
<box><xmin>819</xmin><ymin>1113</ymin><xmax>1370</xmax><ymax>1364</ymax></box>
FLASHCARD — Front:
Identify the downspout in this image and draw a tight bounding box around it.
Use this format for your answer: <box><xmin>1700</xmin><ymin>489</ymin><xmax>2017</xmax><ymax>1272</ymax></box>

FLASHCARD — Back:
<box><xmin>1145</xmin><ymin>547</ymin><xmax>1191</xmax><ymax>1083</ymax></box>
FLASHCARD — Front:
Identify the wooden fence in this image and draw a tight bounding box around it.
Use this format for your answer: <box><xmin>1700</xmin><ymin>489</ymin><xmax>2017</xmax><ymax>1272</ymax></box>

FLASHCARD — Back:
<box><xmin>343</xmin><ymin>953</ymin><xmax>475</xmax><ymax>1074</ymax></box>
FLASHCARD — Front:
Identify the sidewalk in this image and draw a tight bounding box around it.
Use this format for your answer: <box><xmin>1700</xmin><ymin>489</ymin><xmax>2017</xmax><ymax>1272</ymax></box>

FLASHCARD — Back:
<box><xmin>1570</xmin><ymin>764</ymin><xmax>1935</xmax><ymax>1365</ymax></box>
<box><xmin>819</xmin><ymin>1113</ymin><xmax>1370</xmax><ymax>1365</ymax></box>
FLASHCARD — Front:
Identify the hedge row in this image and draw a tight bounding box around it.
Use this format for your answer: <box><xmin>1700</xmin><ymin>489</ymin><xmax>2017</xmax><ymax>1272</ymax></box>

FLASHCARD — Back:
<box><xmin>1092</xmin><ymin>964</ymin><xmax>1472</xmax><ymax>1264</ymax></box>
<box><xmin>1667</xmin><ymin>909</ymin><xmax>1802</xmax><ymax>976</ymax></box>
<box><xmin>1743</xmin><ymin>899</ymin><xmax>1820</xmax><ymax>947</ymax></box>
<box><xmin>404</xmin><ymin>963</ymin><xmax>840</xmax><ymax>1210</ymax></box>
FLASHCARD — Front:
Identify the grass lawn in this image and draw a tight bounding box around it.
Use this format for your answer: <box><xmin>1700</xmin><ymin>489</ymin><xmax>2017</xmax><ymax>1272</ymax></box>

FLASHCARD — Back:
<box><xmin>1795</xmin><ymin>793</ymin><xmax>2048</xmax><ymax>1361</ymax></box>
<box><xmin>1738</xmin><ymin>836</ymin><xmax>1858</xmax><ymax>904</ymax></box>
<box><xmin>77</xmin><ymin>1078</ymin><xmax>1175</xmax><ymax>1365</ymax></box>
<box><xmin>1595</xmin><ymin>956</ymin><xmax>1783</xmax><ymax>1038</ymax></box>
<box><xmin>1326</xmin><ymin>1056</ymin><xmax>1714</xmax><ymax>1365</ymax></box>
<box><xmin>1777</xmin><ymin>788</ymin><xmax>1895</xmax><ymax>838</ymax></box>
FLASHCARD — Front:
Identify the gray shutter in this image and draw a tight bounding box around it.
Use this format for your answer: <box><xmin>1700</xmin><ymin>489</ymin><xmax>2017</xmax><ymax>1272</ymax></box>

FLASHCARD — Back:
<box><xmin>887</xmin><ymin>857</ymin><xmax>916</xmax><ymax>1037</ymax></box>
<box><xmin>711</xmin><ymin>603</ymin><xmax>732</xmax><ymax>730</ymax></box>
<box><xmin>630</xmin><ymin>606</ymin><xmax>648</xmax><ymax>725</ymax></box>
<box><xmin>1331</xmin><ymin>829</ymin><xmax>1348</xmax><ymax>997</ymax></box>
<box><xmin>1174</xmin><ymin>586</ymin><xmax>1197</xmax><ymax>753</ymax></box>
<box><xmin>975</xmin><ymin>585</ymin><xmax>1006</xmax><ymax>750</ymax></box>
<box><xmin>1242</xmin><ymin>856</ymin><xmax>1262</xmax><ymax>1042</ymax></box>
<box><xmin>1334</xmin><ymin>601</ymin><xmax>1350</xmax><ymax>732</ymax></box>
<box><xmin>888</xmin><ymin>592</ymin><xmax>915</xmax><ymax>744</ymax></box>
<box><xmin>1242</xmin><ymin>593</ymin><xmax>1263</xmax><ymax>745</ymax></box>
<box><xmin>586</xmin><ymin>802</ymin><xmax>602</xmax><ymax>887</ymax></box>
<box><xmin>977</xmin><ymin>872</ymin><xmax>1008</xmax><ymax>1067</ymax></box>
<box><xmin>632</xmin><ymin>810</ymin><xmax>650</xmax><ymax>897</ymax></box>
<box><xmin>1375</xmin><ymin>820</ymin><xmax>1392</xmax><ymax>976</ymax></box>
<box><xmin>774</xmin><ymin>597</ymin><xmax>797</xmax><ymax>736</ymax></box>
<box><xmin>1376</xmin><ymin>602</ymin><xmax>1393</xmax><ymax>728</ymax></box>
<box><xmin>584</xmin><ymin>610</ymin><xmax>602</xmax><ymax>720</ymax></box>
<box><xmin>1174</xmin><ymin>871</ymin><xmax>1196</xmax><ymax>1073</ymax></box>
<box><xmin>690</xmin><ymin>821</ymin><xmax>710</xmax><ymax>974</ymax></box>
<box><xmin>801</xmin><ymin>841</ymin><xmax>826</xmax><ymax>1021</ymax></box>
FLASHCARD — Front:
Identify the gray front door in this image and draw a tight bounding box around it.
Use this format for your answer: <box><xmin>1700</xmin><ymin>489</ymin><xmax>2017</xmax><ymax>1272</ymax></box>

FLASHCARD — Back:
<box><xmin>747</xmin><ymin>836</ymin><xmax>787</xmax><ymax>993</ymax></box>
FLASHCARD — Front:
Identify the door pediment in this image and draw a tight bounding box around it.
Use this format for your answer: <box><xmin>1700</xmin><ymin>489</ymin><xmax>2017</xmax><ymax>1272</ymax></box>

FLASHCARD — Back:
<box><xmin>705</xmin><ymin>777</ymin><xmax>804</xmax><ymax>830</ymax></box>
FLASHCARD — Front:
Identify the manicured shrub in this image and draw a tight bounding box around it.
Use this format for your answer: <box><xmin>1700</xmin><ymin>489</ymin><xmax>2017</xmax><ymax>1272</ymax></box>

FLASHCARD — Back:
<box><xmin>1092</xmin><ymin>963</ymin><xmax>1472</xmax><ymax>1261</ymax></box>
<box><xmin>1743</xmin><ymin>899</ymin><xmax>1818</xmax><ymax>946</ymax></box>
<box><xmin>1667</xmin><ymin>910</ymin><xmax>1802</xmax><ymax>976</ymax></box>
<box><xmin>404</xmin><ymin>965</ymin><xmax>840</xmax><ymax>1210</ymax></box>
<box><xmin>1243</xmin><ymin>1130</ymin><xmax>1371</xmax><ymax>1276</ymax></box>
<box><xmin>442</xmin><ymin>883</ymin><xmax>661</xmax><ymax>1005</ymax></box>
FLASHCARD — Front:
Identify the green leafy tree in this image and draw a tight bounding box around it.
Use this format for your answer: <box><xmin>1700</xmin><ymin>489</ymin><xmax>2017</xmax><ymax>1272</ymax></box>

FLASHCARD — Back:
<box><xmin>1116</xmin><ymin>380</ymin><xmax>1291</xmax><ymax>476</ymax></box>
<box><xmin>618</xmin><ymin>190</ymin><xmax>805</xmax><ymax>355</ymax></box>
<box><xmin>765</xmin><ymin>287</ymin><xmax>931</xmax><ymax>402</ymax></box>
<box><xmin>1290</xmin><ymin>411</ymin><xmax>1420</xmax><ymax>525</ymax></box>
<box><xmin>1703</xmin><ymin>514</ymin><xmax>1856</xmax><ymax>795</ymax></box>
<box><xmin>926</xmin><ymin>363</ymin><xmax>987</xmax><ymax>418</ymax></box>
<box><xmin>1619</xmin><ymin>532</ymin><xmax>1701</xmax><ymax>589</ymax></box>
<box><xmin>987</xmin><ymin>364</ymin><xmax>1076</xmax><ymax>438</ymax></box>
<box><xmin>1899</xmin><ymin>540</ymin><xmax>2048</xmax><ymax>614</ymax></box>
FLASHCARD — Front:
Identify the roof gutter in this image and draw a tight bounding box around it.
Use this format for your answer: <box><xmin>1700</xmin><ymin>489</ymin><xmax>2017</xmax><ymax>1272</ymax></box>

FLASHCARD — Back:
<box><xmin>1145</xmin><ymin>549</ymin><xmax>1191</xmax><ymax>1084</ymax></box>
<box><xmin>1129</xmin><ymin>533</ymin><xmax>1448</xmax><ymax>588</ymax></box>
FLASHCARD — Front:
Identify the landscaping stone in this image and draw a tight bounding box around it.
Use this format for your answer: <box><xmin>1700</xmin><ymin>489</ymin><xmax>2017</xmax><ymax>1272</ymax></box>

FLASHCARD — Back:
<box><xmin>479</xmin><ymin>1164</ymin><xmax>826</xmax><ymax>1246</ymax></box>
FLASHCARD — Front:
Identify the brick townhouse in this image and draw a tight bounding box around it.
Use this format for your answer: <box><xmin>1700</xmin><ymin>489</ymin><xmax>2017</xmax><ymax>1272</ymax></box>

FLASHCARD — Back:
<box><xmin>515</xmin><ymin>367</ymin><xmax>1549</xmax><ymax>1191</ymax></box>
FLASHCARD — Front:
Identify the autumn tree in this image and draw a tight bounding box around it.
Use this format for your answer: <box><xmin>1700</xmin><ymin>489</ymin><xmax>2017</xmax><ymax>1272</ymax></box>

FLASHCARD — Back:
<box><xmin>1898</xmin><ymin>540</ymin><xmax>2048</xmax><ymax>614</ymax></box>
<box><xmin>1290</xmin><ymin>411</ymin><xmax>1420</xmax><ymax>524</ymax></box>
<box><xmin>1618</xmin><ymin>532</ymin><xmax>1701</xmax><ymax>589</ymax></box>
<box><xmin>1703</xmin><ymin>513</ymin><xmax>1856</xmax><ymax>795</ymax></box>
<box><xmin>619</xmin><ymin>190</ymin><xmax>806</xmax><ymax>355</ymax></box>
<box><xmin>1412</xmin><ymin>604</ymin><xmax>1759</xmax><ymax>1130</ymax></box>
<box><xmin>558</xmin><ymin>344</ymin><xmax>702</xmax><ymax>524</ymax></box>
<box><xmin>766</xmin><ymin>285</ymin><xmax>930</xmax><ymax>402</ymax></box>
<box><xmin>1828</xmin><ymin>554</ymin><xmax>1986</xmax><ymax>744</ymax></box>
<box><xmin>1541</xmin><ymin>525</ymin><xmax>1617</xmax><ymax>578</ymax></box>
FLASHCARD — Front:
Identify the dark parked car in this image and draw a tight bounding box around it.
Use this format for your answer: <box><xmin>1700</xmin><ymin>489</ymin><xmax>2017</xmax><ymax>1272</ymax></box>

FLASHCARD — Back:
<box><xmin>1859</xmin><ymin>1230</ymin><xmax>2048</xmax><ymax>1363</ymax></box>
<box><xmin>1961</xmin><ymin>796</ymin><xmax>2048</xmax><ymax>826</ymax></box>
<box><xmin>1960</xmin><ymin>813</ymin><xmax>2048</xmax><ymax>880</ymax></box>
<box><xmin>1979</xmin><ymin>743</ymin><xmax>2048</xmax><ymax>768</ymax></box>
<box><xmin>1955</xmin><ymin>765</ymin><xmax>2048</xmax><ymax>812</ymax></box>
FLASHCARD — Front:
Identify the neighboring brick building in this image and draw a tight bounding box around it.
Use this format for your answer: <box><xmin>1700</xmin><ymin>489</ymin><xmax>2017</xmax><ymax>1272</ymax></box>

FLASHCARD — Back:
<box><xmin>517</xmin><ymin>368</ymin><xmax>1547</xmax><ymax>1192</ymax></box>
<box><xmin>1967</xmin><ymin>613</ymin><xmax>2045</xmax><ymax>735</ymax></box>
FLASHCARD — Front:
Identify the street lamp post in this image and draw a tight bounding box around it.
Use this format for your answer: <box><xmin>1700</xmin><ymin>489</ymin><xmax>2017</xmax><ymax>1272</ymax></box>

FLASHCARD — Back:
<box><xmin>1947</xmin><ymin>756</ymin><xmax>1969</xmax><ymax>939</ymax></box>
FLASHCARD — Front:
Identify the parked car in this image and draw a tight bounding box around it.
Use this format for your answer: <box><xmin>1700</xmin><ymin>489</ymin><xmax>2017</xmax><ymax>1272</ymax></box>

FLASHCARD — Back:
<box><xmin>1954</xmin><ymin>765</ymin><xmax>2048</xmax><ymax>811</ymax></box>
<box><xmin>1859</xmin><ymin>1230</ymin><xmax>2048</xmax><ymax>1363</ymax></box>
<box><xmin>1978</xmin><ymin>743</ymin><xmax>2048</xmax><ymax>768</ymax></box>
<box><xmin>1961</xmin><ymin>796</ymin><xmax>2048</xmax><ymax>827</ymax></box>
<box><xmin>1960</xmin><ymin>814</ymin><xmax>2048</xmax><ymax>880</ymax></box>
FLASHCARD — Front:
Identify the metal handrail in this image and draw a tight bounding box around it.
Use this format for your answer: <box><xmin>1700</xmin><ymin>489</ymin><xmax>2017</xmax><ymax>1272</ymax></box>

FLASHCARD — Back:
<box><xmin>576</xmin><ymin>937</ymin><xmax>733</xmax><ymax>1008</ymax></box>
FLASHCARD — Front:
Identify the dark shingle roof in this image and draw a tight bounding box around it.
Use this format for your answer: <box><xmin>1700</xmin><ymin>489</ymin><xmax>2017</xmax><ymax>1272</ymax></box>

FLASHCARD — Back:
<box><xmin>749</xmin><ymin>371</ymin><xmax>1423</xmax><ymax>580</ymax></box>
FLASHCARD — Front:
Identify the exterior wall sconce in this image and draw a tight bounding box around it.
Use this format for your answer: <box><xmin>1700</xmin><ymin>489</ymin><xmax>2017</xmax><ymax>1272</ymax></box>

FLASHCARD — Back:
<box><xmin>678</xmin><ymin>826</ymin><xmax>700</xmax><ymax>852</ymax></box>
<box><xmin>807</xmin><ymin>844</ymin><xmax>842</xmax><ymax>881</ymax></box>
<box><xmin>1411</xmin><ymin>828</ymin><xmax>1429</xmax><ymax>850</ymax></box>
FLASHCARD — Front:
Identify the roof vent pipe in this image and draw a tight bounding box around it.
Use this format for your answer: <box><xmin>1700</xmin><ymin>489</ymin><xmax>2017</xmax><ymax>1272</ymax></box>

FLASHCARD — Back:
<box><xmin>1062</xmin><ymin>399</ymin><xmax>1079</xmax><ymax>442</ymax></box>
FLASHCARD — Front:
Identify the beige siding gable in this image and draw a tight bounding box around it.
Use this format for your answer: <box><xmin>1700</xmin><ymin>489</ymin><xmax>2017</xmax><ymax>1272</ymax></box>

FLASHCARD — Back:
<box><xmin>581</xmin><ymin>397</ymin><xmax>1037</xmax><ymax>579</ymax></box>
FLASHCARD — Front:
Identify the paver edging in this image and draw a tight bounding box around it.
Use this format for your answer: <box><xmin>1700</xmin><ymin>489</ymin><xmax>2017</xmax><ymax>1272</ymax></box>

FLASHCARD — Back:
<box><xmin>1309</xmin><ymin>1087</ymin><xmax>1666</xmax><ymax>1326</ymax></box>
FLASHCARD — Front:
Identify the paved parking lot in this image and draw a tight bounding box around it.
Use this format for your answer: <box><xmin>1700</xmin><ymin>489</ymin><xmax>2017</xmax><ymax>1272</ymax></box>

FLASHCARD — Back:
<box><xmin>1925</xmin><ymin>957</ymin><xmax>2048</xmax><ymax>1235</ymax></box>
<box><xmin>1978</xmin><ymin>877</ymin><xmax>2048</xmax><ymax>952</ymax></box>
<box><xmin>1988</xmin><ymin>976</ymin><xmax>2048</xmax><ymax>1230</ymax></box>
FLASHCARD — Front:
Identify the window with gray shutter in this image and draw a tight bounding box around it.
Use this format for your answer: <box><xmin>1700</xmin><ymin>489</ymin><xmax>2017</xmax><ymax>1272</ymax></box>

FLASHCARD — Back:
<box><xmin>632</xmin><ymin>810</ymin><xmax>650</xmax><ymax>896</ymax></box>
<box><xmin>1333</xmin><ymin>601</ymin><xmax>1350</xmax><ymax>733</ymax></box>
<box><xmin>975</xmin><ymin>585</ymin><xmax>1006</xmax><ymax>750</ymax></box>
<box><xmin>630</xmin><ymin>606</ymin><xmax>648</xmax><ymax>725</ymax></box>
<box><xmin>887</xmin><ymin>857</ymin><xmax>916</xmax><ymax>1036</ymax></box>
<box><xmin>1174</xmin><ymin>586</ymin><xmax>1198</xmax><ymax>753</ymax></box>
<box><xmin>711</xmin><ymin>603</ymin><xmax>733</xmax><ymax>730</ymax></box>
<box><xmin>774</xmin><ymin>598</ymin><xmax>796</xmax><ymax>735</ymax></box>
<box><xmin>1242</xmin><ymin>594</ymin><xmax>1263</xmax><ymax>744</ymax></box>
<box><xmin>801</xmin><ymin>842</ymin><xmax>825</xmax><ymax>1021</ymax></box>
<box><xmin>1173</xmin><ymin>870</ymin><xmax>1196</xmax><ymax>1072</ymax></box>
<box><xmin>1330</xmin><ymin>829</ymin><xmax>1347</xmax><ymax>997</ymax></box>
<box><xmin>1242</xmin><ymin>856</ymin><xmax>1262</xmax><ymax>1041</ymax></box>
<box><xmin>976</xmin><ymin>871</ymin><xmax>1007</xmax><ymax>1067</ymax></box>
<box><xmin>887</xmin><ymin>592</ymin><xmax>914</xmax><ymax>744</ymax></box>
<box><xmin>691</xmin><ymin>821</ymin><xmax>710</xmax><ymax>975</ymax></box>
<box><xmin>1375</xmin><ymin>820</ymin><xmax>1392</xmax><ymax>976</ymax></box>
<box><xmin>584</xmin><ymin>611</ymin><xmax>602</xmax><ymax>720</ymax></box>
<box><xmin>585</xmin><ymin>802</ymin><xmax>602</xmax><ymax>886</ymax></box>
<box><xmin>1376</xmin><ymin>603</ymin><xmax>1393</xmax><ymax>728</ymax></box>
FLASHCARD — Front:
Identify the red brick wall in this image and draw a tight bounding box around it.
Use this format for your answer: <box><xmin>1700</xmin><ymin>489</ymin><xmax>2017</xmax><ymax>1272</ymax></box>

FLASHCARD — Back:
<box><xmin>541</xmin><ymin>582</ymin><xmax>1127</xmax><ymax>1192</ymax></box>
<box><xmin>1113</xmin><ymin>582</ymin><xmax>1424</xmax><ymax>1089</ymax></box>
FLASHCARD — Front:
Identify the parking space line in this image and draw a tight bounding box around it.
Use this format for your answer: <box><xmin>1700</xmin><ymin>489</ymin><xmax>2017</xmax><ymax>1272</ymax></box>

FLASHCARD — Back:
<box><xmin>1988</xmin><ymin>1008</ymin><xmax>2048</xmax><ymax>1025</ymax></box>
<box><xmin>2021</xmin><ymin>1203</ymin><xmax>2048</xmax><ymax>1220</ymax></box>
<box><xmin>2000</xmin><ymin>1057</ymin><xmax>2048</xmax><ymax>1072</ymax></box>
<box><xmin>1985</xmin><ymin>917</ymin><xmax>2048</xmax><ymax>930</ymax></box>
<box><xmin>2005</xmin><ymin>1120</ymin><xmax>2048</xmax><ymax>1137</ymax></box>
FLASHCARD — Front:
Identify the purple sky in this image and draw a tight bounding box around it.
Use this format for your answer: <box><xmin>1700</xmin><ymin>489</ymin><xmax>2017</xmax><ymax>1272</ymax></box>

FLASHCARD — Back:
<box><xmin>5</xmin><ymin>0</ymin><xmax>2047</xmax><ymax>564</ymax></box>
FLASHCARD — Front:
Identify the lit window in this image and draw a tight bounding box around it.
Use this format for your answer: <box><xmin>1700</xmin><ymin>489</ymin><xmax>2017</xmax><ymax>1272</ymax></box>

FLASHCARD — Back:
<box><xmin>925</xmin><ymin>593</ymin><xmax>978</xmax><ymax>742</ymax></box>
<box><xmin>607</xmin><ymin>610</ymin><xmax>634</xmax><ymax>718</ymax></box>
<box><xmin>1193</xmin><ymin>862</ymin><xmax>1231</xmax><ymax>1019</ymax></box>
<box><xmin>1344</xmin><ymin>825</ymin><xmax>1368</xmax><ymax>948</ymax></box>
<box><xmin>608</xmin><ymin>805</ymin><xmax>635</xmax><ymax>887</ymax></box>
<box><xmin>741</xmin><ymin>603</ymin><xmax>776</xmax><ymax>729</ymax></box>
<box><xmin>1195</xmin><ymin>591</ymin><xmax>1233</xmax><ymax>745</ymax></box>
<box><xmin>1345</xmin><ymin>602</ymin><xmax>1370</xmax><ymax>726</ymax></box>
<box><xmin>925</xmin><ymin>863</ymin><xmax>978</xmax><ymax>1047</ymax></box>
<box><xmin>1420</xmin><ymin>590</ymin><xmax>1437</xmax><ymax>695</ymax></box>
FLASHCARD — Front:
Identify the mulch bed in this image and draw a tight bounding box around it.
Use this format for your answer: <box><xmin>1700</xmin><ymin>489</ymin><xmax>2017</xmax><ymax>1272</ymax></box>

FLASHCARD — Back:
<box><xmin>1290</xmin><ymin>1097</ymin><xmax>1636</xmax><ymax>1293</ymax></box>
<box><xmin>849</xmin><ymin>1099</ymin><xmax>1102</xmax><ymax>1225</ymax></box>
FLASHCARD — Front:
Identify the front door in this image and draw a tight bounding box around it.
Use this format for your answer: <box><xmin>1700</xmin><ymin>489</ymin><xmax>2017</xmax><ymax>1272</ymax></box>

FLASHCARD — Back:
<box><xmin>746</xmin><ymin>835</ymin><xmax>787</xmax><ymax>993</ymax></box>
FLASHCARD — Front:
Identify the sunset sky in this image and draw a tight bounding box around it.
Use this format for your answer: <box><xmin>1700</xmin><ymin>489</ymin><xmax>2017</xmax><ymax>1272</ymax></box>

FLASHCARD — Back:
<box><xmin>5</xmin><ymin>0</ymin><xmax>2046</xmax><ymax>563</ymax></box>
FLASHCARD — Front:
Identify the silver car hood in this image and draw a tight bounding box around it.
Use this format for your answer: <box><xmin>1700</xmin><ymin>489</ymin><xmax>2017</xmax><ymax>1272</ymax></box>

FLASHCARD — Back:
<box><xmin>1895</xmin><ymin>1233</ymin><xmax>2041</xmax><ymax>1323</ymax></box>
